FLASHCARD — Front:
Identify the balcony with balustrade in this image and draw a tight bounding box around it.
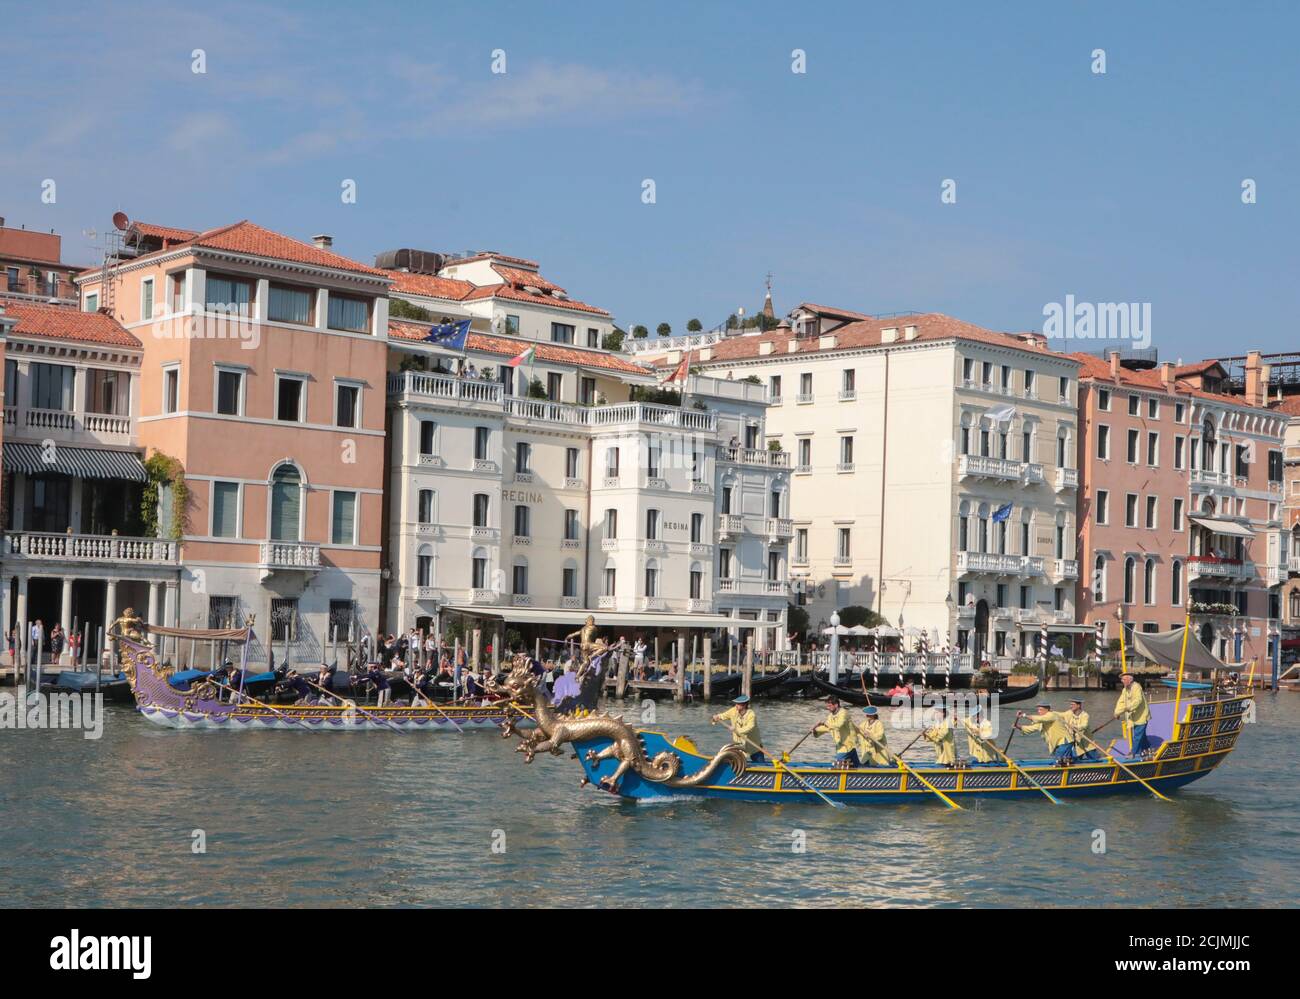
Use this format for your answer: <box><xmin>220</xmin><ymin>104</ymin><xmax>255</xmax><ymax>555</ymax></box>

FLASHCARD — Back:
<box><xmin>956</xmin><ymin>550</ymin><xmax>1023</xmax><ymax>575</ymax></box>
<box><xmin>259</xmin><ymin>541</ymin><xmax>321</xmax><ymax>572</ymax></box>
<box><xmin>766</xmin><ymin>518</ymin><xmax>794</xmax><ymax>542</ymax></box>
<box><xmin>1055</xmin><ymin>467</ymin><xmax>1079</xmax><ymax>491</ymax></box>
<box><xmin>1054</xmin><ymin>558</ymin><xmax>1080</xmax><ymax>580</ymax></box>
<box><xmin>717</xmin><ymin>513</ymin><xmax>744</xmax><ymax>539</ymax></box>
<box><xmin>720</xmin><ymin>446</ymin><xmax>790</xmax><ymax>468</ymax></box>
<box><xmin>957</xmin><ymin>454</ymin><xmax>1025</xmax><ymax>482</ymax></box>
<box><xmin>1187</xmin><ymin>555</ymin><xmax>1252</xmax><ymax>581</ymax></box>
<box><xmin>387</xmin><ymin>370</ymin><xmax>503</xmax><ymax>408</ymax></box>
<box><xmin>5</xmin><ymin>531</ymin><xmax>179</xmax><ymax>569</ymax></box>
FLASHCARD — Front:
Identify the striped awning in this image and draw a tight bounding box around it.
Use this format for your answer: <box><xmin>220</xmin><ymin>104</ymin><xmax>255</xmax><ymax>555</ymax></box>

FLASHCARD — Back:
<box><xmin>2</xmin><ymin>442</ymin><xmax>148</xmax><ymax>482</ymax></box>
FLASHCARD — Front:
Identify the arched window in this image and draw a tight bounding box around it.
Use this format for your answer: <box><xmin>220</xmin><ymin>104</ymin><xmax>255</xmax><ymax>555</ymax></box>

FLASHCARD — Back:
<box><xmin>1093</xmin><ymin>554</ymin><xmax>1106</xmax><ymax>602</ymax></box>
<box><xmin>470</xmin><ymin>547</ymin><xmax>488</xmax><ymax>590</ymax></box>
<box><xmin>644</xmin><ymin>558</ymin><xmax>660</xmax><ymax>597</ymax></box>
<box><xmin>512</xmin><ymin>557</ymin><xmax>528</xmax><ymax>596</ymax></box>
<box><xmin>1143</xmin><ymin>557</ymin><xmax>1156</xmax><ymax>605</ymax></box>
<box><xmin>1123</xmin><ymin>557</ymin><xmax>1136</xmax><ymax>605</ymax></box>
<box><xmin>977</xmin><ymin>503</ymin><xmax>989</xmax><ymax>553</ymax></box>
<box><xmin>1171</xmin><ymin>559</ymin><xmax>1183</xmax><ymax>606</ymax></box>
<box><xmin>417</xmin><ymin>488</ymin><xmax>435</xmax><ymax>524</ymax></box>
<box><xmin>958</xmin><ymin>500</ymin><xmax>970</xmax><ymax>552</ymax></box>
<box><xmin>959</xmin><ymin>413</ymin><xmax>972</xmax><ymax>456</ymax></box>
<box><xmin>270</xmin><ymin>463</ymin><xmax>302</xmax><ymax>541</ymax></box>
<box><xmin>416</xmin><ymin>544</ymin><xmax>433</xmax><ymax>587</ymax></box>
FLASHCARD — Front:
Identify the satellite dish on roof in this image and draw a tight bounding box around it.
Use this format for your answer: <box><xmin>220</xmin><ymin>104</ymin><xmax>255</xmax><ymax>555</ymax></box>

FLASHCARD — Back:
<box><xmin>112</xmin><ymin>212</ymin><xmax>130</xmax><ymax>231</ymax></box>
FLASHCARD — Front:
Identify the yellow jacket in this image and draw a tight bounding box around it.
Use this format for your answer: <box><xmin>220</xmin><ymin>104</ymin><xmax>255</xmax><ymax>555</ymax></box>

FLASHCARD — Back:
<box><xmin>716</xmin><ymin>706</ymin><xmax>762</xmax><ymax>755</ymax></box>
<box><xmin>1114</xmin><ymin>685</ymin><xmax>1151</xmax><ymax>725</ymax></box>
<box><xmin>1020</xmin><ymin>711</ymin><xmax>1072</xmax><ymax>751</ymax></box>
<box><xmin>1062</xmin><ymin>708</ymin><xmax>1092</xmax><ymax>752</ymax></box>
<box><xmin>813</xmin><ymin>708</ymin><xmax>857</xmax><ymax>753</ymax></box>
<box><xmin>963</xmin><ymin>717</ymin><xmax>995</xmax><ymax>763</ymax></box>
<box><xmin>854</xmin><ymin>717</ymin><xmax>893</xmax><ymax>766</ymax></box>
<box><xmin>923</xmin><ymin>717</ymin><xmax>957</xmax><ymax>766</ymax></box>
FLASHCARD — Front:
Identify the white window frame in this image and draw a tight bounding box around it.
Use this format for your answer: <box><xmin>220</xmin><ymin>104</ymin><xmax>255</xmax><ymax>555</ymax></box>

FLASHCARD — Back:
<box><xmin>274</xmin><ymin>371</ymin><xmax>308</xmax><ymax>423</ymax></box>
<box><xmin>209</xmin><ymin>480</ymin><xmax>243</xmax><ymax>539</ymax></box>
<box><xmin>140</xmin><ymin>276</ymin><xmax>155</xmax><ymax>321</ymax></box>
<box><xmin>334</xmin><ymin>378</ymin><xmax>363</xmax><ymax>429</ymax></box>
<box><xmin>161</xmin><ymin>363</ymin><xmax>181</xmax><ymax>415</ymax></box>
<box><xmin>330</xmin><ymin>488</ymin><xmax>359</xmax><ymax>546</ymax></box>
<box><xmin>213</xmin><ymin>363</ymin><xmax>247</xmax><ymax>417</ymax></box>
<box><xmin>1096</xmin><ymin>489</ymin><xmax>1109</xmax><ymax>525</ymax></box>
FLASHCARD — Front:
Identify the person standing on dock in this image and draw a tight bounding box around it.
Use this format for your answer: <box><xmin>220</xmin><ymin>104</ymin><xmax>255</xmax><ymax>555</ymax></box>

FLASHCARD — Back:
<box><xmin>712</xmin><ymin>695</ymin><xmax>765</xmax><ymax>764</ymax></box>
<box><xmin>1017</xmin><ymin>703</ymin><xmax>1075</xmax><ymax>764</ymax></box>
<box><xmin>922</xmin><ymin>706</ymin><xmax>957</xmax><ymax>766</ymax></box>
<box><xmin>962</xmin><ymin>705</ymin><xmax>996</xmax><ymax>764</ymax></box>
<box><xmin>855</xmin><ymin>706</ymin><xmax>894</xmax><ymax>766</ymax></box>
<box><xmin>1113</xmin><ymin>673</ymin><xmax>1151</xmax><ymax>758</ymax></box>
<box><xmin>812</xmin><ymin>695</ymin><xmax>860</xmax><ymax>768</ymax></box>
<box><xmin>1063</xmin><ymin>697</ymin><xmax>1101</xmax><ymax>761</ymax></box>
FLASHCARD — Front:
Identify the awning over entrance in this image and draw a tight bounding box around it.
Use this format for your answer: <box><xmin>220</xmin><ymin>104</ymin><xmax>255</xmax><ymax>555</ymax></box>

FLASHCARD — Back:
<box><xmin>2</xmin><ymin>442</ymin><xmax>148</xmax><ymax>482</ymax></box>
<box><xmin>1016</xmin><ymin>622</ymin><xmax>1097</xmax><ymax>634</ymax></box>
<box><xmin>440</xmin><ymin>604</ymin><xmax>740</xmax><ymax>629</ymax></box>
<box><xmin>1189</xmin><ymin>516</ymin><xmax>1255</xmax><ymax>539</ymax></box>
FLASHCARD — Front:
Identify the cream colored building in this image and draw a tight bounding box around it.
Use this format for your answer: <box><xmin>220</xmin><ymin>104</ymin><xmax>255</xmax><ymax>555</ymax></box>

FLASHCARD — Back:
<box><xmin>381</xmin><ymin>260</ymin><xmax>789</xmax><ymax>650</ymax></box>
<box><xmin>643</xmin><ymin>304</ymin><xmax>1081</xmax><ymax>665</ymax></box>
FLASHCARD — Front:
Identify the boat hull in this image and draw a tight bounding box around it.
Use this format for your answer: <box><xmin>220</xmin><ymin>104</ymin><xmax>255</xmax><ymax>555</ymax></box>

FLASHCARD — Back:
<box><xmin>810</xmin><ymin>673</ymin><xmax>1041</xmax><ymax>707</ymax></box>
<box><xmin>571</xmin><ymin>693</ymin><xmax>1250</xmax><ymax>805</ymax></box>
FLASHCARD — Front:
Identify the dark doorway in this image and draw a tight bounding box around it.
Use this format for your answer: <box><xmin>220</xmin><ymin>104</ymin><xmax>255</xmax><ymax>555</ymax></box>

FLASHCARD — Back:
<box><xmin>974</xmin><ymin>599</ymin><xmax>989</xmax><ymax>664</ymax></box>
<box><xmin>1199</xmin><ymin>622</ymin><xmax>1214</xmax><ymax>650</ymax></box>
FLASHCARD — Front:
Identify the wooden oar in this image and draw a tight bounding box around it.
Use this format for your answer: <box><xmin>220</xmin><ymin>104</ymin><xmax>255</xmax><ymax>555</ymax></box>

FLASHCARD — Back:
<box><xmin>964</xmin><ymin>721</ymin><xmax>1060</xmax><ymax>804</ymax></box>
<box><xmin>1078</xmin><ymin>731</ymin><xmax>1171</xmax><ymax>803</ymax></box>
<box><xmin>862</xmin><ymin>726</ymin><xmax>963</xmax><ymax>810</ymax></box>
<box><xmin>781</xmin><ymin>725</ymin><xmax>819</xmax><ymax>762</ymax></box>
<box><xmin>394</xmin><ymin>675</ymin><xmax>467</xmax><ymax>733</ymax></box>
<box><xmin>711</xmin><ymin>717</ymin><xmax>843</xmax><ymax>809</ymax></box>
<box><xmin>218</xmin><ymin>683</ymin><xmax>320</xmax><ymax>731</ymax></box>
<box><xmin>300</xmin><ymin>675</ymin><xmax>408</xmax><ymax>735</ymax></box>
<box><xmin>1002</xmin><ymin>723</ymin><xmax>1021</xmax><ymax>754</ymax></box>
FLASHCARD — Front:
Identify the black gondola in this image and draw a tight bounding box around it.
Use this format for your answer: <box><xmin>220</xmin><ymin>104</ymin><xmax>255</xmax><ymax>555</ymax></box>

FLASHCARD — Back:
<box><xmin>809</xmin><ymin>671</ymin><xmax>1042</xmax><ymax>706</ymax></box>
<box><xmin>749</xmin><ymin>667</ymin><xmax>796</xmax><ymax>696</ymax></box>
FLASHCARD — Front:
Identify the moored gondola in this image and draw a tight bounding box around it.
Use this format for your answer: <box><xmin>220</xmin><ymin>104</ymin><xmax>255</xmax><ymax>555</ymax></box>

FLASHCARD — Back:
<box><xmin>809</xmin><ymin>670</ymin><xmax>1041</xmax><ymax>706</ymax></box>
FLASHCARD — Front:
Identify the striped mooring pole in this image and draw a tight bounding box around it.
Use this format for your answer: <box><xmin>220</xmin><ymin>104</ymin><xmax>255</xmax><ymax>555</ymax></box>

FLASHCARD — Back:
<box><xmin>944</xmin><ymin>636</ymin><xmax>953</xmax><ymax>689</ymax></box>
<box><xmin>1039</xmin><ymin>621</ymin><xmax>1048</xmax><ymax>680</ymax></box>
<box><xmin>1094</xmin><ymin>620</ymin><xmax>1105</xmax><ymax>676</ymax></box>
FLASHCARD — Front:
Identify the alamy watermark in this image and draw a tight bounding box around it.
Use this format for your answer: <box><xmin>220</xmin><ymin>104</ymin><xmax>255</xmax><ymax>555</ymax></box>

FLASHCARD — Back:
<box><xmin>0</xmin><ymin>687</ymin><xmax>105</xmax><ymax>739</ymax></box>
<box><xmin>1042</xmin><ymin>294</ymin><xmax>1151</xmax><ymax>350</ymax></box>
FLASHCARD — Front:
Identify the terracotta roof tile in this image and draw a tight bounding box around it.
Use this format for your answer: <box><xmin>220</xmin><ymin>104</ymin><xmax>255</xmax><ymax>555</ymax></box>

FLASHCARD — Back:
<box><xmin>0</xmin><ymin>298</ymin><xmax>141</xmax><ymax>348</ymax></box>
<box><xmin>1070</xmin><ymin>353</ymin><xmax>1278</xmax><ymax>413</ymax></box>
<box><xmin>449</xmin><ymin>251</ymin><xmax>540</xmax><ymax>268</ymax></box>
<box><xmin>460</xmin><ymin>282</ymin><xmax>611</xmax><ymax>317</ymax></box>
<box><xmin>387</xmin><ymin>320</ymin><xmax>646</xmax><ymax>375</ymax></box>
<box><xmin>383</xmin><ymin>270</ymin><xmax>475</xmax><ymax>301</ymax></box>
<box><xmin>129</xmin><ymin>221</ymin><xmax>199</xmax><ymax>244</ymax></box>
<box><xmin>492</xmin><ymin>264</ymin><xmax>564</xmax><ymax>293</ymax></box>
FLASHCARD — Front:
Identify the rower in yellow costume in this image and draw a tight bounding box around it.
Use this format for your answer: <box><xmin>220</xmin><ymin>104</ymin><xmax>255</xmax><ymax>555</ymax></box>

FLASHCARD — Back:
<box><xmin>812</xmin><ymin>695</ymin><xmax>860</xmax><ymax>767</ymax></box>
<box><xmin>1063</xmin><ymin>696</ymin><xmax>1102</xmax><ymax>761</ymax></box>
<box><xmin>1017</xmin><ymin>702</ymin><xmax>1075</xmax><ymax>764</ymax></box>
<box><xmin>962</xmin><ymin>705</ymin><xmax>996</xmax><ymax>764</ymax></box>
<box><xmin>712</xmin><ymin>695</ymin><xmax>765</xmax><ymax>763</ymax></box>
<box><xmin>854</xmin><ymin>705</ymin><xmax>894</xmax><ymax>766</ymax></box>
<box><xmin>922</xmin><ymin>706</ymin><xmax>957</xmax><ymax>766</ymax></box>
<box><xmin>1113</xmin><ymin>672</ymin><xmax>1151</xmax><ymax>758</ymax></box>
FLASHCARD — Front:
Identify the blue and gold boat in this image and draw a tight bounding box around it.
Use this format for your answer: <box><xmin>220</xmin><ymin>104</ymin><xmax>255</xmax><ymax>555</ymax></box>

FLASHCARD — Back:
<box><xmin>497</xmin><ymin>659</ymin><xmax>1250</xmax><ymax>805</ymax></box>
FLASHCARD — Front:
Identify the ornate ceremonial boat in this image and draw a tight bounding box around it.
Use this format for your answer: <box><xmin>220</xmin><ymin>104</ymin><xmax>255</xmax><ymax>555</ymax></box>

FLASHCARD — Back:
<box><xmin>120</xmin><ymin>635</ymin><xmax>525</xmax><ymax>732</ymax></box>
<box><xmin>494</xmin><ymin>659</ymin><xmax>1250</xmax><ymax>805</ymax></box>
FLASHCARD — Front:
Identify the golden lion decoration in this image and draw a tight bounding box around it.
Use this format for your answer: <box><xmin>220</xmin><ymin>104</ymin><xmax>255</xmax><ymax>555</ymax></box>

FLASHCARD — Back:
<box><xmin>492</xmin><ymin>657</ymin><xmax>748</xmax><ymax>793</ymax></box>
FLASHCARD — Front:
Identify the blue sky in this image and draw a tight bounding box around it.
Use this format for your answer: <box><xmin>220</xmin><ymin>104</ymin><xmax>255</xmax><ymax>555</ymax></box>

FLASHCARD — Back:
<box><xmin>4</xmin><ymin>1</ymin><xmax>1297</xmax><ymax>360</ymax></box>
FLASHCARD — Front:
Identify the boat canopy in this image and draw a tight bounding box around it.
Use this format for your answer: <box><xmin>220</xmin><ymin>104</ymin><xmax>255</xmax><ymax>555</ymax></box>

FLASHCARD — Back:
<box><xmin>1132</xmin><ymin>626</ymin><xmax>1229</xmax><ymax>673</ymax></box>
<box><xmin>145</xmin><ymin>625</ymin><xmax>253</xmax><ymax>641</ymax></box>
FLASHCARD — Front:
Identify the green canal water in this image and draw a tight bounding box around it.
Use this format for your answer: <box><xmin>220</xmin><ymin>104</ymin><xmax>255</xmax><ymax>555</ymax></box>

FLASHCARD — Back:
<box><xmin>1</xmin><ymin>690</ymin><xmax>1296</xmax><ymax>907</ymax></box>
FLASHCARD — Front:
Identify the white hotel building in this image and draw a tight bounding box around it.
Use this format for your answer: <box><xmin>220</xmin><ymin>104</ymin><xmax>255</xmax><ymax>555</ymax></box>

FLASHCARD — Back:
<box><xmin>641</xmin><ymin>304</ymin><xmax>1083</xmax><ymax>664</ymax></box>
<box><xmin>377</xmin><ymin>250</ymin><xmax>789</xmax><ymax>650</ymax></box>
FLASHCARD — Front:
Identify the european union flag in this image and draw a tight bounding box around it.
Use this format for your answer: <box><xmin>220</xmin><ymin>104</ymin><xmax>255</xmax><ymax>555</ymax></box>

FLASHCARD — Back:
<box><xmin>991</xmin><ymin>502</ymin><xmax>1013</xmax><ymax>523</ymax></box>
<box><xmin>423</xmin><ymin>319</ymin><xmax>470</xmax><ymax>351</ymax></box>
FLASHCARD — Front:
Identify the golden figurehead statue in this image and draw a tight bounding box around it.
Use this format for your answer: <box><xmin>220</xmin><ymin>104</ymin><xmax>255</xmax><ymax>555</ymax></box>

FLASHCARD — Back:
<box><xmin>110</xmin><ymin>607</ymin><xmax>146</xmax><ymax>642</ymax></box>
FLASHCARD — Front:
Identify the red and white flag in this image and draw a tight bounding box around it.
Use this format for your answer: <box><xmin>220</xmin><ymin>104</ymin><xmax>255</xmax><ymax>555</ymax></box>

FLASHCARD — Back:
<box><xmin>664</xmin><ymin>351</ymin><xmax>690</xmax><ymax>383</ymax></box>
<box><xmin>507</xmin><ymin>345</ymin><xmax>536</xmax><ymax>368</ymax></box>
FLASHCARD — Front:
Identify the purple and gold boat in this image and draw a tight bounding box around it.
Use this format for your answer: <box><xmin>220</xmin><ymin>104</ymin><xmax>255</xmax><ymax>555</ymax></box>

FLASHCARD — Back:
<box><xmin>119</xmin><ymin>633</ymin><xmax>522</xmax><ymax>732</ymax></box>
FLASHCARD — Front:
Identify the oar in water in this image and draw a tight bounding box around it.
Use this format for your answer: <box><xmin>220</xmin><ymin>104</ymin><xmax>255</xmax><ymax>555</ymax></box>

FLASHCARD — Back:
<box><xmin>1078</xmin><ymin>731</ymin><xmax>1172</xmax><ymax>803</ymax></box>
<box><xmin>395</xmin><ymin>676</ymin><xmax>467</xmax><ymax>733</ymax></box>
<box><xmin>859</xmin><ymin>726</ymin><xmax>963</xmax><ymax>811</ymax></box>
<box><xmin>964</xmin><ymin>722</ymin><xmax>1060</xmax><ymax>805</ymax></box>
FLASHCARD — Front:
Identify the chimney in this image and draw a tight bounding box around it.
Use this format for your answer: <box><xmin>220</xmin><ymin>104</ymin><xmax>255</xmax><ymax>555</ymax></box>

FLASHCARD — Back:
<box><xmin>881</xmin><ymin>327</ymin><xmax>898</xmax><ymax>344</ymax></box>
<box><xmin>1244</xmin><ymin>350</ymin><xmax>1264</xmax><ymax>406</ymax></box>
<box><xmin>1159</xmin><ymin>362</ymin><xmax>1175</xmax><ymax>388</ymax></box>
<box><xmin>1108</xmin><ymin>350</ymin><xmax>1121</xmax><ymax>377</ymax></box>
<box><xmin>312</xmin><ymin>234</ymin><xmax>334</xmax><ymax>250</ymax></box>
<box><xmin>903</xmin><ymin>324</ymin><xmax>918</xmax><ymax>341</ymax></box>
